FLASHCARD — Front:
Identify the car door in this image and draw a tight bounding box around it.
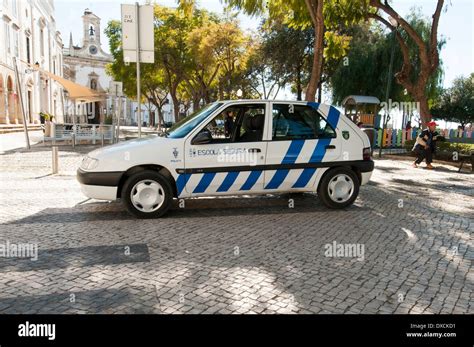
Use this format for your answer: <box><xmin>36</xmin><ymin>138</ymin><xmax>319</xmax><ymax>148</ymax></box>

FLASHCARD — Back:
<box><xmin>182</xmin><ymin>102</ymin><xmax>269</xmax><ymax>196</ymax></box>
<box><xmin>264</xmin><ymin>102</ymin><xmax>342</xmax><ymax>192</ymax></box>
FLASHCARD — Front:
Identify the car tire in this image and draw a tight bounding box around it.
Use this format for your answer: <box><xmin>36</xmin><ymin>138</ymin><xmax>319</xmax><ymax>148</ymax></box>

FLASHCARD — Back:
<box><xmin>317</xmin><ymin>167</ymin><xmax>360</xmax><ymax>209</ymax></box>
<box><xmin>121</xmin><ymin>170</ymin><xmax>173</xmax><ymax>218</ymax></box>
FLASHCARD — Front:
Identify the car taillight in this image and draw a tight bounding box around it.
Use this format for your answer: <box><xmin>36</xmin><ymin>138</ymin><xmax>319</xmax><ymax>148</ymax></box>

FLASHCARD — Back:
<box><xmin>363</xmin><ymin>147</ymin><xmax>371</xmax><ymax>161</ymax></box>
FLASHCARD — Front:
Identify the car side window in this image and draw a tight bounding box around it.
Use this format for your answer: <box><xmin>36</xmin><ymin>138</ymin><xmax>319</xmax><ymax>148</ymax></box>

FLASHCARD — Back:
<box><xmin>272</xmin><ymin>104</ymin><xmax>336</xmax><ymax>141</ymax></box>
<box><xmin>198</xmin><ymin>107</ymin><xmax>239</xmax><ymax>144</ymax></box>
<box><xmin>234</xmin><ymin>105</ymin><xmax>266</xmax><ymax>143</ymax></box>
<box><xmin>197</xmin><ymin>104</ymin><xmax>266</xmax><ymax>143</ymax></box>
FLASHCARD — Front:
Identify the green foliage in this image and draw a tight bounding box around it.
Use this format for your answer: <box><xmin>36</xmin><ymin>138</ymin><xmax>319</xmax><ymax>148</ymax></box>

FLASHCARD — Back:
<box><xmin>404</xmin><ymin>139</ymin><xmax>415</xmax><ymax>151</ymax></box>
<box><xmin>432</xmin><ymin>73</ymin><xmax>474</xmax><ymax>127</ymax></box>
<box><xmin>401</xmin><ymin>7</ymin><xmax>445</xmax><ymax>105</ymax></box>
<box><xmin>225</xmin><ymin>0</ymin><xmax>370</xmax><ymax>100</ymax></box>
<box><xmin>258</xmin><ymin>21</ymin><xmax>313</xmax><ymax>99</ymax></box>
<box><xmin>225</xmin><ymin>0</ymin><xmax>368</xmax><ymax>29</ymax></box>
<box><xmin>330</xmin><ymin>9</ymin><xmax>445</xmax><ymax>107</ymax></box>
<box><xmin>39</xmin><ymin>112</ymin><xmax>53</xmax><ymax>121</ymax></box>
<box><xmin>105</xmin><ymin>3</ymin><xmax>253</xmax><ymax>121</ymax></box>
<box><xmin>329</xmin><ymin>23</ymin><xmax>406</xmax><ymax>104</ymax></box>
<box><xmin>405</xmin><ymin>139</ymin><xmax>472</xmax><ymax>156</ymax></box>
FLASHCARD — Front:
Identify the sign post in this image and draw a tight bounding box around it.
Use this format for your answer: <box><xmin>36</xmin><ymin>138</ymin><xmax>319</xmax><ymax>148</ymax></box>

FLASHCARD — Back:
<box><xmin>109</xmin><ymin>81</ymin><xmax>123</xmax><ymax>143</ymax></box>
<box><xmin>121</xmin><ymin>3</ymin><xmax>154</xmax><ymax>138</ymax></box>
<box><xmin>135</xmin><ymin>2</ymin><xmax>141</xmax><ymax>137</ymax></box>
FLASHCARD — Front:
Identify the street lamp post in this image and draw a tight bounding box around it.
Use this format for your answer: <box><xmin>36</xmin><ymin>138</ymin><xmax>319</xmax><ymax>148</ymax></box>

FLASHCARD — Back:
<box><xmin>379</xmin><ymin>16</ymin><xmax>398</xmax><ymax>158</ymax></box>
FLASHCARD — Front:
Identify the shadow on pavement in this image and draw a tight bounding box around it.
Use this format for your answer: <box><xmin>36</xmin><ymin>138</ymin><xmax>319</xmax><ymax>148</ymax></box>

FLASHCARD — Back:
<box><xmin>0</xmin><ymin>181</ymin><xmax>471</xmax><ymax>314</ymax></box>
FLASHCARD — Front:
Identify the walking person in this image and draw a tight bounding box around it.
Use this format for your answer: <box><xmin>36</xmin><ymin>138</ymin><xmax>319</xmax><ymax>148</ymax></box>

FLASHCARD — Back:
<box><xmin>412</xmin><ymin>121</ymin><xmax>440</xmax><ymax>169</ymax></box>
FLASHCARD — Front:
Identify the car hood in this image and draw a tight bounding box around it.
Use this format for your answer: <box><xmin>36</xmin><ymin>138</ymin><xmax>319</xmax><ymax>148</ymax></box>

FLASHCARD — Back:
<box><xmin>88</xmin><ymin>136</ymin><xmax>167</xmax><ymax>159</ymax></box>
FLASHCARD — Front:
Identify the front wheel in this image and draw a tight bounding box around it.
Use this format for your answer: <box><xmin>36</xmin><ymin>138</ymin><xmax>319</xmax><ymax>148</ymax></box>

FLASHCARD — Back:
<box><xmin>121</xmin><ymin>170</ymin><xmax>173</xmax><ymax>218</ymax></box>
<box><xmin>317</xmin><ymin>168</ymin><xmax>360</xmax><ymax>209</ymax></box>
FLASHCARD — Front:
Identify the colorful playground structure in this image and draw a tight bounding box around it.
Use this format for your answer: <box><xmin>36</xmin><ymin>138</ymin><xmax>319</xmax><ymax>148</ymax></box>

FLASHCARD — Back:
<box><xmin>342</xmin><ymin>95</ymin><xmax>473</xmax><ymax>148</ymax></box>
<box><xmin>374</xmin><ymin>127</ymin><xmax>474</xmax><ymax>148</ymax></box>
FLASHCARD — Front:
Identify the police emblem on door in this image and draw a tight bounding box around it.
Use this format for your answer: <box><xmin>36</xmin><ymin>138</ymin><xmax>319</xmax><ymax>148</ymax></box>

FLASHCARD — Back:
<box><xmin>342</xmin><ymin>131</ymin><xmax>350</xmax><ymax>140</ymax></box>
<box><xmin>173</xmin><ymin>148</ymin><xmax>179</xmax><ymax>158</ymax></box>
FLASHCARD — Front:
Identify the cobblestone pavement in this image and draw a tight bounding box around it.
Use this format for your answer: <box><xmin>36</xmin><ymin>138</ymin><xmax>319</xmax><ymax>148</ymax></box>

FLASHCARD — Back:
<box><xmin>0</xmin><ymin>144</ymin><xmax>472</xmax><ymax>314</ymax></box>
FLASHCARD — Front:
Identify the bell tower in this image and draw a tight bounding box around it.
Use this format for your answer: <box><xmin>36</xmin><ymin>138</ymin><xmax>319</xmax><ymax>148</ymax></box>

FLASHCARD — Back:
<box><xmin>82</xmin><ymin>8</ymin><xmax>101</xmax><ymax>48</ymax></box>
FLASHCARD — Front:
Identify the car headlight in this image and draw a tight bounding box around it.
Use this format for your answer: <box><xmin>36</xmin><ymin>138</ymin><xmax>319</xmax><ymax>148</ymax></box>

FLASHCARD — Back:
<box><xmin>81</xmin><ymin>156</ymin><xmax>99</xmax><ymax>170</ymax></box>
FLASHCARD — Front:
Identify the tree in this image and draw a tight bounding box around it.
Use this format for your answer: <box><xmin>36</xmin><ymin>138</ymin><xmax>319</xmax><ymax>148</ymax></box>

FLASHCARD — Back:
<box><xmin>241</xmin><ymin>41</ymin><xmax>287</xmax><ymax>99</ymax></box>
<box><xmin>329</xmin><ymin>23</ymin><xmax>406</xmax><ymax>104</ymax></box>
<box><xmin>432</xmin><ymin>74</ymin><xmax>474</xmax><ymax>128</ymax></box>
<box><xmin>329</xmin><ymin>7</ymin><xmax>445</xmax><ymax>128</ymax></box>
<box><xmin>224</xmin><ymin>0</ymin><xmax>367</xmax><ymax>101</ymax></box>
<box><xmin>186</xmin><ymin>15</ymin><xmax>248</xmax><ymax>105</ymax></box>
<box><xmin>209</xmin><ymin>20</ymin><xmax>252</xmax><ymax>99</ymax></box>
<box><xmin>368</xmin><ymin>0</ymin><xmax>445</xmax><ymax>125</ymax></box>
<box><xmin>186</xmin><ymin>21</ymin><xmax>222</xmax><ymax>106</ymax></box>
<box><xmin>105</xmin><ymin>20</ymin><xmax>169</xmax><ymax>127</ymax></box>
<box><xmin>141</xmin><ymin>65</ymin><xmax>169</xmax><ymax>128</ymax></box>
<box><xmin>153</xmin><ymin>5</ymin><xmax>196</xmax><ymax>122</ymax></box>
<box><xmin>260</xmin><ymin>21</ymin><xmax>313</xmax><ymax>100</ymax></box>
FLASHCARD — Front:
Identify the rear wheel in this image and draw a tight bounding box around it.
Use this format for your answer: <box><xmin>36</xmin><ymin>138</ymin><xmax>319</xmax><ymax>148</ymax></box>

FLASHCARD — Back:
<box><xmin>121</xmin><ymin>170</ymin><xmax>173</xmax><ymax>218</ymax></box>
<box><xmin>317</xmin><ymin>168</ymin><xmax>359</xmax><ymax>209</ymax></box>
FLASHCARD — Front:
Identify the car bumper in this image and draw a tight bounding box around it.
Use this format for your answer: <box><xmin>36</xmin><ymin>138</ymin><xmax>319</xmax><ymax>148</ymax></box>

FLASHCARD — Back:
<box><xmin>77</xmin><ymin>168</ymin><xmax>123</xmax><ymax>186</ymax></box>
<box><xmin>360</xmin><ymin>171</ymin><xmax>373</xmax><ymax>185</ymax></box>
<box><xmin>354</xmin><ymin>160</ymin><xmax>374</xmax><ymax>173</ymax></box>
<box><xmin>77</xmin><ymin>168</ymin><xmax>123</xmax><ymax>200</ymax></box>
<box><xmin>80</xmin><ymin>184</ymin><xmax>118</xmax><ymax>201</ymax></box>
<box><xmin>356</xmin><ymin>160</ymin><xmax>374</xmax><ymax>185</ymax></box>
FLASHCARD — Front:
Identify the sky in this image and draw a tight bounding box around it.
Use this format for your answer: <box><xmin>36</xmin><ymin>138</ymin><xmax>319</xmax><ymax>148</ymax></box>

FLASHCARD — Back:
<box><xmin>55</xmin><ymin>0</ymin><xmax>474</xmax><ymax>90</ymax></box>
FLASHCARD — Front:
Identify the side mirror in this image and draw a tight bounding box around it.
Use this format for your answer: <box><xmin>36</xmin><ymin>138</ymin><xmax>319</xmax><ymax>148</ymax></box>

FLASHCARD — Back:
<box><xmin>191</xmin><ymin>131</ymin><xmax>212</xmax><ymax>145</ymax></box>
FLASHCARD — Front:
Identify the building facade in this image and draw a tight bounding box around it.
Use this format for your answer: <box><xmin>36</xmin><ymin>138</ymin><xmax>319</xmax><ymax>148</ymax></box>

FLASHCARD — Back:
<box><xmin>0</xmin><ymin>0</ymin><xmax>64</xmax><ymax>125</ymax></box>
<box><xmin>63</xmin><ymin>8</ymin><xmax>114</xmax><ymax>124</ymax></box>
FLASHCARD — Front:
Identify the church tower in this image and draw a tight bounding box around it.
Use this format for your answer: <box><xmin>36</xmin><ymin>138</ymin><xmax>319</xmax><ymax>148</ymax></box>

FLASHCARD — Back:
<box><xmin>62</xmin><ymin>8</ymin><xmax>115</xmax><ymax>124</ymax></box>
<box><xmin>82</xmin><ymin>8</ymin><xmax>102</xmax><ymax>55</ymax></box>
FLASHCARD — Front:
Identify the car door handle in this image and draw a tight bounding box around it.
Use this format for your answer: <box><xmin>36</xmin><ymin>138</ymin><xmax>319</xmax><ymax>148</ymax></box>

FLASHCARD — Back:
<box><xmin>325</xmin><ymin>145</ymin><xmax>336</xmax><ymax>149</ymax></box>
<box><xmin>248</xmin><ymin>148</ymin><xmax>261</xmax><ymax>153</ymax></box>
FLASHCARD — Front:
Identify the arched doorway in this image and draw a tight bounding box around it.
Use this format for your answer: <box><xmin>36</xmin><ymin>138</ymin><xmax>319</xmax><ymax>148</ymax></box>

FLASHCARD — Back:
<box><xmin>88</xmin><ymin>77</ymin><xmax>101</xmax><ymax>124</ymax></box>
<box><xmin>0</xmin><ymin>75</ymin><xmax>5</xmax><ymax>124</ymax></box>
<box><xmin>6</xmin><ymin>76</ymin><xmax>18</xmax><ymax>124</ymax></box>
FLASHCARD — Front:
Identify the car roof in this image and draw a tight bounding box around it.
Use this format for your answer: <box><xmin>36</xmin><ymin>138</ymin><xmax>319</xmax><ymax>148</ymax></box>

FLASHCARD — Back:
<box><xmin>217</xmin><ymin>99</ymin><xmax>331</xmax><ymax>105</ymax></box>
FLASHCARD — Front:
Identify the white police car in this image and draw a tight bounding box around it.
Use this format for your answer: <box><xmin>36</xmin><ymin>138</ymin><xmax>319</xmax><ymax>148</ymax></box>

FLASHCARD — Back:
<box><xmin>77</xmin><ymin>100</ymin><xmax>374</xmax><ymax>218</ymax></box>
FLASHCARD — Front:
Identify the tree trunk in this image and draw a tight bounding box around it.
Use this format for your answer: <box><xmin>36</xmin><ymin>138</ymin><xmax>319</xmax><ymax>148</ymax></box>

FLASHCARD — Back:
<box><xmin>192</xmin><ymin>94</ymin><xmax>200</xmax><ymax>112</ymax></box>
<box><xmin>148</xmin><ymin>102</ymin><xmax>154</xmax><ymax>127</ymax></box>
<box><xmin>156</xmin><ymin>107</ymin><xmax>164</xmax><ymax>131</ymax></box>
<box><xmin>170</xmin><ymin>92</ymin><xmax>180</xmax><ymax>122</ymax></box>
<box><xmin>417</xmin><ymin>94</ymin><xmax>431</xmax><ymax>127</ymax></box>
<box><xmin>296</xmin><ymin>66</ymin><xmax>302</xmax><ymax>101</ymax></box>
<box><xmin>218</xmin><ymin>82</ymin><xmax>224</xmax><ymax>100</ymax></box>
<box><xmin>317</xmin><ymin>80</ymin><xmax>322</xmax><ymax>103</ymax></box>
<box><xmin>370</xmin><ymin>0</ymin><xmax>444</xmax><ymax>128</ymax></box>
<box><xmin>305</xmin><ymin>0</ymin><xmax>324</xmax><ymax>102</ymax></box>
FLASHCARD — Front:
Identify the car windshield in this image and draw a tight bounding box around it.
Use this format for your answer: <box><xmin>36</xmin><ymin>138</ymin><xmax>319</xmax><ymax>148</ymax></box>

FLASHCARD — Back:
<box><xmin>167</xmin><ymin>102</ymin><xmax>223</xmax><ymax>138</ymax></box>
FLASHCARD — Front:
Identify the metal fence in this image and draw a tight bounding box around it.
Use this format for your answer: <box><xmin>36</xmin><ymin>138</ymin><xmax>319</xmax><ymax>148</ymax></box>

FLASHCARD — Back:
<box><xmin>43</xmin><ymin>123</ymin><xmax>116</xmax><ymax>146</ymax></box>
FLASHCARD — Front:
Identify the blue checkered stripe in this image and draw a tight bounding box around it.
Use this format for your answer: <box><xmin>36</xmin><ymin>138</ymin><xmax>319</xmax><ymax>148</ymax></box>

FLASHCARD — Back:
<box><xmin>176</xmin><ymin>103</ymin><xmax>340</xmax><ymax>197</ymax></box>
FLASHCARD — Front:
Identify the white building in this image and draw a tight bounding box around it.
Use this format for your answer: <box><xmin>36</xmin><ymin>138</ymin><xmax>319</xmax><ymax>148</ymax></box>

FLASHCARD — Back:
<box><xmin>61</xmin><ymin>8</ymin><xmax>181</xmax><ymax>128</ymax></box>
<box><xmin>0</xmin><ymin>0</ymin><xmax>64</xmax><ymax>125</ymax></box>
<box><xmin>62</xmin><ymin>8</ymin><xmax>114</xmax><ymax>124</ymax></box>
